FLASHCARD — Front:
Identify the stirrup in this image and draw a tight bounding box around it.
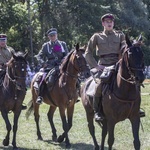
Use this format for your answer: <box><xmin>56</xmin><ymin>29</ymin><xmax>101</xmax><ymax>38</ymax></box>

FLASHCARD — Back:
<box><xmin>94</xmin><ymin>113</ymin><xmax>104</xmax><ymax>122</ymax></box>
<box><xmin>139</xmin><ymin>109</ymin><xmax>145</xmax><ymax>118</ymax></box>
<box><xmin>21</xmin><ymin>104</ymin><xmax>27</xmax><ymax>110</ymax></box>
<box><xmin>36</xmin><ymin>96</ymin><xmax>43</xmax><ymax>105</ymax></box>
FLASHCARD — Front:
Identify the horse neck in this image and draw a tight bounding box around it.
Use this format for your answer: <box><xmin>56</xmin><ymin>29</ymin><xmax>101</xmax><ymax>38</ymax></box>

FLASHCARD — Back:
<box><xmin>114</xmin><ymin>60</ymin><xmax>139</xmax><ymax>100</ymax></box>
<box><xmin>63</xmin><ymin>63</ymin><xmax>78</xmax><ymax>86</ymax></box>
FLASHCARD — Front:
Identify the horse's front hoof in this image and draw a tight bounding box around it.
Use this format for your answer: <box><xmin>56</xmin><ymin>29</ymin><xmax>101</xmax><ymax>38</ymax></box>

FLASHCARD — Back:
<box><xmin>95</xmin><ymin>145</ymin><xmax>100</xmax><ymax>150</ymax></box>
<box><xmin>52</xmin><ymin>135</ymin><xmax>57</xmax><ymax>142</ymax></box>
<box><xmin>37</xmin><ymin>136</ymin><xmax>43</xmax><ymax>140</ymax></box>
<box><xmin>57</xmin><ymin>135</ymin><xmax>64</xmax><ymax>143</ymax></box>
<box><xmin>66</xmin><ymin>143</ymin><xmax>71</xmax><ymax>149</ymax></box>
<box><xmin>13</xmin><ymin>146</ymin><xmax>19</xmax><ymax>150</ymax></box>
<box><xmin>3</xmin><ymin>139</ymin><xmax>9</xmax><ymax>146</ymax></box>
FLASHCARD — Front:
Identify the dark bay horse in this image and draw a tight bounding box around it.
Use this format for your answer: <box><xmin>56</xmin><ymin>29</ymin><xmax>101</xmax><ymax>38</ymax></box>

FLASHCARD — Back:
<box><xmin>81</xmin><ymin>35</ymin><xmax>145</xmax><ymax>150</ymax></box>
<box><xmin>0</xmin><ymin>51</ymin><xmax>28</xmax><ymax>150</ymax></box>
<box><xmin>26</xmin><ymin>44</ymin><xmax>90</xmax><ymax>148</ymax></box>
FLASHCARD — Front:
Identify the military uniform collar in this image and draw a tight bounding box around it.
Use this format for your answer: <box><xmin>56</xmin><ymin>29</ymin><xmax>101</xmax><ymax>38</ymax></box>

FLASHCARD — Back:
<box><xmin>103</xmin><ymin>29</ymin><xmax>114</xmax><ymax>35</ymax></box>
<box><xmin>49</xmin><ymin>39</ymin><xmax>58</xmax><ymax>45</ymax></box>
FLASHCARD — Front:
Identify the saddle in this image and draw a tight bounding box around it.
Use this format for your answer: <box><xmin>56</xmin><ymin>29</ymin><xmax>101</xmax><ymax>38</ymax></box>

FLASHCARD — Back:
<box><xmin>86</xmin><ymin>65</ymin><xmax>116</xmax><ymax>97</ymax></box>
<box><xmin>45</xmin><ymin>67</ymin><xmax>60</xmax><ymax>91</ymax></box>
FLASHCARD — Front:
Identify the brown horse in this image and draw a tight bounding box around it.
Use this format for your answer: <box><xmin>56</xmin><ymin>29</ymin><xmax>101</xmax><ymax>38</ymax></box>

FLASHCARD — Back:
<box><xmin>81</xmin><ymin>35</ymin><xmax>145</xmax><ymax>150</ymax></box>
<box><xmin>0</xmin><ymin>51</ymin><xmax>28</xmax><ymax>150</ymax></box>
<box><xmin>26</xmin><ymin>43</ymin><xmax>90</xmax><ymax>148</ymax></box>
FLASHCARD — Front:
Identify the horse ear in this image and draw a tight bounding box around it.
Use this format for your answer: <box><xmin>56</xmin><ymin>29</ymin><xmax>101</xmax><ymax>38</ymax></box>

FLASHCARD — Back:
<box><xmin>75</xmin><ymin>43</ymin><xmax>79</xmax><ymax>51</ymax></box>
<box><xmin>11</xmin><ymin>51</ymin><xmax>17</xmax><ymax>59</ymax></box>
<box><xmin>23</xmin><ymin>50</ymin><xmax>28</xmax><ymax>59</ymax></box>
<box><xmin>125</xmin><ymin>34</ymin><xmax>132</xmax><ymax>48</ymax></box>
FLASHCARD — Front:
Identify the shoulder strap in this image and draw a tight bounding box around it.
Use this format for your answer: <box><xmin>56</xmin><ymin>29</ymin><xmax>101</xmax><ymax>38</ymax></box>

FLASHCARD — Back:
<box><xmin>58</xmin><ymin>41</ymin><xmax>65</xmax><ymax>52</ymax></box>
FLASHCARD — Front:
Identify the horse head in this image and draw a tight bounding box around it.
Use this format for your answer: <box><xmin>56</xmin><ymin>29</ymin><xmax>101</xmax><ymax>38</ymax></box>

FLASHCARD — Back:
<box><xmin>73</xmin><ymin>43</ymin><xmax>90</xmax><ymax>78</ymax></box>
<box><xmin>7</xmin><ymin>51</ymin><xmax>28</xmax><ymax>91</ymax></box>
<box><xmin>123</xmin><ymin>34</ymin><xmax>145</xmax><ymax>84</ymax></box>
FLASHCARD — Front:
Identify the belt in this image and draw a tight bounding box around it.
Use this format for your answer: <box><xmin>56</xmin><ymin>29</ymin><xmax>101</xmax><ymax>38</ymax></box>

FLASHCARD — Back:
<box><xmin>99</xmin><ymin>53</ymin><xmax>119</xmax><ymax>58</ymax></box>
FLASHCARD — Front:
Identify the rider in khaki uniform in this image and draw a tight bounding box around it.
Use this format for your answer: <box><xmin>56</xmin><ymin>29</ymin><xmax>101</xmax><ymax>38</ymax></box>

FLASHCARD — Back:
<box><xmin>85</xmin><ymin>13</ymin><xmax>145</xmax><ymax>121</ymax></box>
<box><xmin>0</xmin><ymin>34</ymin><xmax>27</xmax><ymax>110</ymax></box>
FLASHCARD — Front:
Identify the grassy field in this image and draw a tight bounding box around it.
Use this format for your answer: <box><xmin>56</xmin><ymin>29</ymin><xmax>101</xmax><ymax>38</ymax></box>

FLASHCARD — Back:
<box><xmin>0</xmin><ymin>81</ymin><xmax>150</xmax><ymax>150</ymax></box>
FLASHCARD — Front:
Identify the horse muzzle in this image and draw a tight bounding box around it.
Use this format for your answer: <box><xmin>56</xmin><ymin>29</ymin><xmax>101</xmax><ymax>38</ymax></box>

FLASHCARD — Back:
<box><xmin>135</xmin><ymin>72</ymin><xmax>145</xmax><ymax>84</ymax></box>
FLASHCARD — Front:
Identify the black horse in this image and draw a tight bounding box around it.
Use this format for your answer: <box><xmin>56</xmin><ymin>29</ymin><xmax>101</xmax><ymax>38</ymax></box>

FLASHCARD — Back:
<box><xmin>0</xmin><ymin>51</ymin><xmax>28</xmax><ymax>150</ymax></box>
<box><xmin>81</xmin><ymin>35</ymin><xmax>145</xmax><ymax>150</ymax></box>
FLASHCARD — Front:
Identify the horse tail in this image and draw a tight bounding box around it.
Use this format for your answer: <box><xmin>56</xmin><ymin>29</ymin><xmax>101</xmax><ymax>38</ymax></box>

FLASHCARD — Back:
<box><xmin>25</xmin><ymin>99</ymin><xmax>34</xmax><ymax>120</ymax></box>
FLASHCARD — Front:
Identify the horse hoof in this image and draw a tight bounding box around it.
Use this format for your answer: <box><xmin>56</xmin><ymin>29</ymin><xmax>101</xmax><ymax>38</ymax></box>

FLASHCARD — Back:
<box><xmin>13</xmin><ymin>147</ymin><xmax>19</xmax><ymax>150</ymax></box>
<box><xmin>95</xmin><ymin>145</ymin><xmax>100</xmax><ymax>150</ymax></box>
<box><xmin>57</xmin><ymin>135</ymin><xmax>64</xmax><ymax>143</ymax></box>
<box><xmin>3</xmin><ymin>139</ymin><xmax>9</xmax><ymax>146</ymax></box>
<box><xmin>52</xmin><ymin>135</ymin><xmax>57</xmax><ymax>142</ymax></box>
<box><xmin>66</xmin><ymin>143</ymin><xmax>71</xmax><ymax>149</ymax></box>
<box><xmin>37</xmin><ymin>136</ymin><xmax>43</xmax><ymax>140</ymax></box>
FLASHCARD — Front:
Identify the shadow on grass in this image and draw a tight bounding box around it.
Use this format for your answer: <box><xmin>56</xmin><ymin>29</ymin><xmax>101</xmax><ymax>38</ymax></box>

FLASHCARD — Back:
<box><xmin>0</xmin><ymin>145</ymin><xmax>40</xmax><ymax>150</ymax></box>
<box><xmin>43</xmin><ymin>139</ymin><xmax>113</xmax><ymax>150</ymax></box>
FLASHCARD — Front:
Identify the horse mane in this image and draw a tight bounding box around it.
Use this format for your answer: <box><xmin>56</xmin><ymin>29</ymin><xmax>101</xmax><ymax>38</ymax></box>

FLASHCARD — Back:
<box><xmin>60</xmin><ymin>50</ymin><xmax>75</xmax><ymax>73</ymax></box>
<box><xmin>8</xmin><ymin>51</ymin><xmax>27</xmax><ymax>64</ymax></box>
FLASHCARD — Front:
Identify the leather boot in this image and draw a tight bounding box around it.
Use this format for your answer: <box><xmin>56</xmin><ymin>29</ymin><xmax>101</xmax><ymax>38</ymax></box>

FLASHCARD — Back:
<box><xmin>93</xmin><ymin>97</ymin><xmax>104</xmax><ymax>121</ymax></box>
<box><xmin>33</xmin><ymin>81</ymin><xmax>39</xmax><ymax>91</ymax></box>
<box><xmin>139</xmin><ymin>109</ymin><xmax>145</xmax><ymax>117</ymax></box>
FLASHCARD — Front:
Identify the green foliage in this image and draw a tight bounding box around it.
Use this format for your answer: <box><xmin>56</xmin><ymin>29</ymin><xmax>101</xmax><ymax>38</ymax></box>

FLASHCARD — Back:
<box><xmin>0</xmin><ymin>0</ymin><xmax>150</xmax><ymax>65</ymax></box>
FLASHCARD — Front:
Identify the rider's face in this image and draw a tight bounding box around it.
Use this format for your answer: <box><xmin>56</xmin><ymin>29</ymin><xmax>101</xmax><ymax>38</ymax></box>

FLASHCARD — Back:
<box><xmin>102</xmin><ymin>19</ymin><xmax>114</xmax><ymax>31</ymax></box>
<box><xmin>48</xmin><ymin>34</ymin><xmax>57</xmax><ymax>42</ymax></box>
<box><xmin>0</xmin><ymin>40</ymin><xmax>7</xmax><ymax>48</ymax></box>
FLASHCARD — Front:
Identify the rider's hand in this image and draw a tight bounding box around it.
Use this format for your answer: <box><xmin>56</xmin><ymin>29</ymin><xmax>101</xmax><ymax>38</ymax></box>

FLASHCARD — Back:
<box><xmin>43</xmin><ymin>63</ymin><xmax>47</xmax><ymax>68</ymax></box>
<box><xmin>95</xmin><ymin>65</ymin><xmax>105</xmax><ymax>71</ymax></box>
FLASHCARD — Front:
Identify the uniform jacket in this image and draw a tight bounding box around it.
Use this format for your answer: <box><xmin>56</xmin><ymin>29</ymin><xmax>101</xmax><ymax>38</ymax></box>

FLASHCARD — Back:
<box><xmin>85</xmin><ymin>30</ymin><xmax>126</xmax><ymax>68</ymax></box>
<box><xmin>0</xmin><ymin>46</ymin><xmax>14</xmax><ymax>69</ymax></box>
<box><xmin>36</xmin><ymin>40</ymin><xmax>68</xmax><ymax>69</ymax></box>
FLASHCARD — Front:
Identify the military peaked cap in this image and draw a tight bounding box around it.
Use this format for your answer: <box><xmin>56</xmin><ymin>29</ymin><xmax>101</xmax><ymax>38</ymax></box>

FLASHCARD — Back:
<box><xmin>101</xmin><ymin>13</ymin><xmax>115</xmax><ymax>21</ymax></box>
<box><xmin>46</xmin><ymin>28</ymin><xmax>57</xmax><ymax>36</ymax></box>
<box><xmin>0</xmin><ymin>34</ymin><xmax>7</xmax><ymax>41</ymax></box>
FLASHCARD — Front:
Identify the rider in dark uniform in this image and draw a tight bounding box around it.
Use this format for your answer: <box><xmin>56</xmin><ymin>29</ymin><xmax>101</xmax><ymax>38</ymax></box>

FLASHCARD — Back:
<box><xmin>0</xmin><ymin>34</ymin><xmax>27</xmax><ymax>110</ymax></box>
<box><xmin>34</xmin><ymin>28</ymin><xmax>69</xmax><ymax>104</ymax></box>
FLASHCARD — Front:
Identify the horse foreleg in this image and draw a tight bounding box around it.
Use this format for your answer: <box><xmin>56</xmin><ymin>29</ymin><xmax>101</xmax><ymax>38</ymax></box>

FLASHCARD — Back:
<box><xmin>12</xmin><ymin>109</ymin><xmax>22</xmax><ymax>150</ymax></box>
<box><xmin>57</xmin><ymin>105</ymin><xmax>74</xmax><ymax>145</ymax></box>
<box><xmin>100</xmin><ymin>120</ymin><xmax>107</xmax><ymax>150</ymax></box>
<box><xmin>1</xmin><ymin>110</ymin><xmax>11</xmax><ymax>147</ymax></box>
<box><xmin>34</xmin><ymin>104</ymin><xmax>43</xmax><ymax>140</ymax></box>
<box><xmin>58</xmin><ymin>107</ymin><xmax>71</xmax><ymax>148</ymax></box>
<box><xmin>47</xmin><ymin>106</ymin><xmax>57</xmax><ymax>142</ymax></box>
<box><xmin>130</xmin><ymin>117</ymin><xmax>140</xmax><ymax>150</ymax></box>
<box><xmin>107</xmin><ymin>120</ymin><xmax>115</xmax><ymax>150</ymax></box>
<box><xmin>86</xmin><ymin>110</ymin><xmax>99</xmax><ymax>150</ymax></box>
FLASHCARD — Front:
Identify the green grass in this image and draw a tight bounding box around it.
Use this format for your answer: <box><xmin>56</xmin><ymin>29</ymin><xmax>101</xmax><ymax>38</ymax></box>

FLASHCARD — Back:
<box><xmin>0</xmin><ymin>83</ymin><xmax>150</xmax><ymax>150</ymax></box>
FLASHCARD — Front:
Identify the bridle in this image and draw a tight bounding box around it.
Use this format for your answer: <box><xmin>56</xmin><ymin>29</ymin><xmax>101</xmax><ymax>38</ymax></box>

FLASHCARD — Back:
<box><xmin>65</xmin><ymin>50</ymin><xmax>88</xmax><ymax>79</ymax></box>
<box><xmin>6</xmin><ymin>60</ymin><xmax>27</xmax><ymax>91</ymax></box>
<box><xmin>118</xmin><ymin>45</ymin><xmax>144</xmax><ymax>85</ymax></box>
